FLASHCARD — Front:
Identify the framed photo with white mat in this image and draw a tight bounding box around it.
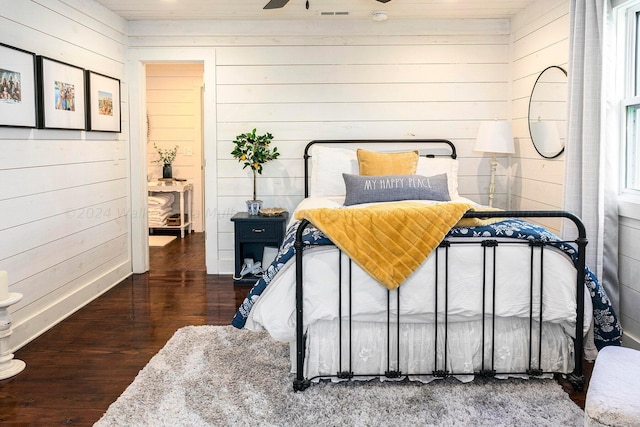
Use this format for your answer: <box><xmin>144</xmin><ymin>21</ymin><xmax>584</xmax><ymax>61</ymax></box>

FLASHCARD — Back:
<box><xmin>85</xmin><ymin>70</ymin><xmax>121</xmax><ymax>132</ymax></box>
<box><xmin>36</xmin><ymin>56</ymin><xmax>86</xmax><ymax>130</ymax></box>
<box><xmin>0</xmin><ymin>43</ymin><xmax>38</xmax><ymax>128</ymax></box>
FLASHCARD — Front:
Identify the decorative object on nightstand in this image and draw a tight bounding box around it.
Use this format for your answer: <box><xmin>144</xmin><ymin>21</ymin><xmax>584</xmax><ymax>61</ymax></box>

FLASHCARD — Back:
<box><xmin>259</xmin><ymin>207</ymin><xmax>287</xmax><ymax>217</ymax></box>
<box><xmin>473</xmin><ymin>121</ymin><xmax>514</xmax><ymax>207</ymax></box>
<box><xmin>231</xmin><ymin>211</ymin><xmax>288</xmax><ymax>285</ymax></box>
<box><xmin>153</xmin><ymin>143</ymin><xmax>179</xmax><ymax>179</ymax></box>
<box><xmin>0</xmin><ymin>271</ymin><xmax>26</xmax><ymax>380</ymax></box>
<box><xmin>231</xmin><ymin>129</ymin><xmax>280</xmax><ymax>215</ymax></box>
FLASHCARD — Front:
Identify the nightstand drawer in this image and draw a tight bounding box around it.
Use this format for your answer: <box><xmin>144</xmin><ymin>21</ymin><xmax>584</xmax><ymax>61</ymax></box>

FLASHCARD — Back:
<box><xmin>236</xmin><ymin>221</ymin><xmax>280</xmax><ymax>240</ymax></box>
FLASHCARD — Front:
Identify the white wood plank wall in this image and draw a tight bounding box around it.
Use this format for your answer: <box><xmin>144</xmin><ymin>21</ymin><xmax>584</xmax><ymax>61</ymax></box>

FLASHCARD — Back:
<box><xmin>0</xmin><ymin>0</ymin><xmax>128</xmax><ymax>350</ymax></box>
<box><xmin>618</xmin><ymin>214</ymin><xmax>640</xmax><ymax>349</ymax></box>
<box><xmin>128</xmin><ymin>19</ymin><xmax>513</xmax><ymax>269</ymax></box>
<box><xmin>217</xmin><ymin>39</ymin><xmax>514</xmax><ymax>265</ymax></box>
<box><xmin>510</xmin><ymin>0</ymin><xmax>569</xmax><ymax>234</ymax></box>
<box><xmin>217</xmin><ymin>35</ymin><xmax>508</xmax><ymax>266</ymax></box>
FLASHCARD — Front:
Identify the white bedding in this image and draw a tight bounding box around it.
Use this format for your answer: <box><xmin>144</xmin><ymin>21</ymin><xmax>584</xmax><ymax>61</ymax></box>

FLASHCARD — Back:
<box><xmin>245</xmin><ymin>197</ymin><xmax>593</xmax><ymax>344</ymax></box>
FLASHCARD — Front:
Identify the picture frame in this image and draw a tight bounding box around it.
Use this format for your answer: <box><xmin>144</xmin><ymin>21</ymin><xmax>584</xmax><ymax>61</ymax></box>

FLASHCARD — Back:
<box><xmin>0</xmin><ymin>43</ymin><xmax>38</xmax><ymax>128</ymax></box>
<box><xmin>86</xmin><ymin>70</ymin><xmax>121</xmax><ymax>132</ymax></box>
<box><xmin>37</xmin><ymin>56</ymin><xmax>86</xmax><ymax>130</ymax></box>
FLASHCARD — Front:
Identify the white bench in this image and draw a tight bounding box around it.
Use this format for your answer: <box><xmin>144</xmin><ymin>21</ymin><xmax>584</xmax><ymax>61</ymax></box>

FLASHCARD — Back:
<box><xmin>584</xmin><ymin>345</ymin><xmax>640</xmax><ymax>426</ymax></box>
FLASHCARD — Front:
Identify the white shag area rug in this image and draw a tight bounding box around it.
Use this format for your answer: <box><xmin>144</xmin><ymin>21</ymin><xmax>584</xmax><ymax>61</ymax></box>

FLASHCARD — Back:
<box><xmin>95</xmin><ymin>325</ymin><xmax>584</xmax><ymax>427</ymax></box>
<box><xmin>148</xmin><ymin>235</ymin><xmax>176</xmax><ymax>247</ymax></box>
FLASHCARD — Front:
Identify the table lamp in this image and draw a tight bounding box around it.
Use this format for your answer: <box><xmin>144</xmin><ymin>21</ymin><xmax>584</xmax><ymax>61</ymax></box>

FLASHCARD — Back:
<box><xmin>474</xmin><ymin>121</ymin><xmax>515</xmax><ymax>207</ymax></box>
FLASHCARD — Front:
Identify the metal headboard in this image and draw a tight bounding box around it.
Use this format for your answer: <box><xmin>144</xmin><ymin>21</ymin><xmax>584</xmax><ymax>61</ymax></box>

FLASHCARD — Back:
<box><xmin>303</xmin><ymin>139</ymin><xmax>457</xmax><ymax>198</ymax></box>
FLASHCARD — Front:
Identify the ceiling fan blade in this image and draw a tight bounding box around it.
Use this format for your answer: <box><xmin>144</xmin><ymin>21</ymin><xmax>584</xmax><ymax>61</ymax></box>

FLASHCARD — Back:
<box><xmin>264</xmin><ymin>0</ymin><xmax>290</xmax><ymax>9</ymax></box>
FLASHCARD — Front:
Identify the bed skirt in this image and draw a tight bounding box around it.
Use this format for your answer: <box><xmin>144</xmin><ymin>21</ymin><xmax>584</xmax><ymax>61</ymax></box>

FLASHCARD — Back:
<box><xmin>291</xmin><ymin>318</ymin><xmax>574</xmax><ymax>383</ymax></box>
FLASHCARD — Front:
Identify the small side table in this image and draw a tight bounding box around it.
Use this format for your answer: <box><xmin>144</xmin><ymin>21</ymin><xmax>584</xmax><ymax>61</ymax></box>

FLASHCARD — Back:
<box><xmin>148</xmin><ymin>181</ymin><xmax>193</xmax><ymax>238</ymax></box>
<box><xmin>0</xmin><ymin>293</ymin><xmax>26</xmax><ymax>380</ymax></box>
<box><xmin>231</xmin><ymin>212</ymin><xmax>289</xmax><ymax>285</ymax></box>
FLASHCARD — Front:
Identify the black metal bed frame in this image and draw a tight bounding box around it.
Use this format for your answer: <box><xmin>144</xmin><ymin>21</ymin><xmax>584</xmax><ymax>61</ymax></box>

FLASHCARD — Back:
<box><xmin>292</xmin><ymin>140</ymin><xmax>586</xmax><ymax>392</ymax></box>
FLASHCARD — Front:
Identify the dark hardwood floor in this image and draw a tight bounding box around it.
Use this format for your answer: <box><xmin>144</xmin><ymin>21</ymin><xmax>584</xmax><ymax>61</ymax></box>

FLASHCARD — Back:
<box><xmin>1</xmin><ymin>232</ymin><xmax>248</xmax><ymax>426</ymax></box>
<box><xmin>0</xmin><ymin>231</ymin><xmax>590</xmax><ymax>425</ymax></box>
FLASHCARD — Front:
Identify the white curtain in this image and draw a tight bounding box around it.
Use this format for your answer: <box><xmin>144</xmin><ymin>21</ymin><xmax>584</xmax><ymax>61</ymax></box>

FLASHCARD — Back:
<box><xmin>564</xmin><ymin>0</ymin><xmax>620</xmax><ymax>314</ymax></box>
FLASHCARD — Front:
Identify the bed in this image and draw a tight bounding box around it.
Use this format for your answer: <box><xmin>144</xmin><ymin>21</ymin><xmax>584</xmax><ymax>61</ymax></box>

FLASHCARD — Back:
<box><xmin>232</xmin><ymin>139</ymin><xmax>622</xmax><ymax>392</ymax></box>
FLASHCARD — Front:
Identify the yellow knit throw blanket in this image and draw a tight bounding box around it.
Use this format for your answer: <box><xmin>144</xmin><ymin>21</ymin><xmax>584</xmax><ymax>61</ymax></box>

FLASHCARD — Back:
<box><xmin>295</xmin><ymin>201</ymin><xmax>476</xmax><ymax>290</ymax></box>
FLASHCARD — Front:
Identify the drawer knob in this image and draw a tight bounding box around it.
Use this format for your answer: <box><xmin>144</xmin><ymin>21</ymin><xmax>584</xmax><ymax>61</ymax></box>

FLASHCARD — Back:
<box><xmin>252</xmin><ymin>228</ymin><xmax>265</xmax><ymax>233</ymax></box>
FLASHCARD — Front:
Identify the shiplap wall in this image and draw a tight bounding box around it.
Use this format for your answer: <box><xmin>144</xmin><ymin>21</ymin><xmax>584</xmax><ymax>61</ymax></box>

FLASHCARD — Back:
<box><xmin>146</xmin><ymin>63</ymin><xmax>204</xmax><ymax>232</ymax></box>
<box><xmin>129</xmin><ymin>19</ymin><xmax>512</xmax><ymax>272</ymax></box>
<box><xmin>510</xmin><ymin>0</ymin><xmax>569</xmax><ymax>235</ymax></box>
<box><xmin>0</xmin><ymin>0</ymin><xmax>128</xmax><ymax>350</ymax></box>
<box><xmin>619</xmin><ymin>212</ymin><xmax>640</xmax><ymax>349</ymax></box>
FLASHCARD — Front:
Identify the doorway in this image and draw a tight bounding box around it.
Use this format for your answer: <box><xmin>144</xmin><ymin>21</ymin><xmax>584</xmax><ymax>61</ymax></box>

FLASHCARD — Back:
<box><xmin>145</xmin><ymin>63</ymin><xmax>206</xmax><ymax>272</ymax></box>
<box><xmin>145</xmin><ymin>63</ymin><xmax>205</xmax><ymax>235</ymax></box>
<box><xmin>128</xmin><ymin>49</ymin><xmax>218</xmax><ymax>275</ymax></box>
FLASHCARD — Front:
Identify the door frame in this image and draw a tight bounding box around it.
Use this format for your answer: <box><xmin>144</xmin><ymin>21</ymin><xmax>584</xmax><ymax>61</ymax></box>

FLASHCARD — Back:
<box><xmin>127</xmin><ymin>47</ymin><xmax>218</xmax><ymax>273</ymax></box>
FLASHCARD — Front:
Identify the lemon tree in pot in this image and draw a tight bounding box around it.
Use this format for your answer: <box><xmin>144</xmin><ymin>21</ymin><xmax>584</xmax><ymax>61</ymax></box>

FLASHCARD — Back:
<box><xmin>231</xmin><ymin>129</ymin><xmax>280</xmax><ymax>215</ymax></box>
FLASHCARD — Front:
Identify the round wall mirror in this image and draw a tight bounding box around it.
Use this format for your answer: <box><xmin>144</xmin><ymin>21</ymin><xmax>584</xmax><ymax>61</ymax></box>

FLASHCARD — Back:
<box><xmin>528</xmin><ymin>66</ymin><xmax>567</xmax><ymax>159</ymax></box>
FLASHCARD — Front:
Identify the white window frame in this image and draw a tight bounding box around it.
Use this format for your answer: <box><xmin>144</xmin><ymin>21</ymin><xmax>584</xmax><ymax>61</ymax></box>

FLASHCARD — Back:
<box><xmin>619</xmin><ymin>1</ymin><xmax>640</xmax><ymax>199</ymax></box>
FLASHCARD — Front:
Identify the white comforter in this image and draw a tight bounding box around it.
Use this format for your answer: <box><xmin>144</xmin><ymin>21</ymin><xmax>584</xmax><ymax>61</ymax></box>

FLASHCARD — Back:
<box><xmin>245</xmin><ymin>197</ymin><xmax>593</xmax><ymax>344</ymax></box>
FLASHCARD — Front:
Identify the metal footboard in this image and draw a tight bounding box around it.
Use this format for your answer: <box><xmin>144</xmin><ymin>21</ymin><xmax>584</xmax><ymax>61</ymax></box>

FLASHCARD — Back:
<box><xmin>293</xmin><ymin>210</ymin><xmax>586</xmax><ymax>392</ymax></box>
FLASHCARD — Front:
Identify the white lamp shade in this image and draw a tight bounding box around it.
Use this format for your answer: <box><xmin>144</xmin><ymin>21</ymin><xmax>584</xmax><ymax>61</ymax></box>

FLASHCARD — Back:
<box><xmin>474</xmin><ymin>121</ymin><xmax>515</xmax><ymax>154</ymax></box>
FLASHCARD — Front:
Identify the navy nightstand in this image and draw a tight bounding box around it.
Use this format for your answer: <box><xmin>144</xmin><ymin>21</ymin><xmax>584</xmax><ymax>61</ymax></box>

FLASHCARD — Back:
<box><xmin>230</xmin><ymin>212</ymin><xmax>289</xmax><ymax>285</ymax></box>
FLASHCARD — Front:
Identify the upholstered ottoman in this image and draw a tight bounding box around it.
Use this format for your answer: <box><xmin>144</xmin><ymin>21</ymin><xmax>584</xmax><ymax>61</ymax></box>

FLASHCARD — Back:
<box><xmin>584</xmin><ymin>345</ymin><xmax>640</xmax><ymax>426</ymax></box>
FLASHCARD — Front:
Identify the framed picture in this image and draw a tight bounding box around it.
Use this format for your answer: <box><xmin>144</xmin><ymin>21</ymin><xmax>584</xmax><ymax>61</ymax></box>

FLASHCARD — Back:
<box><xmin>86</xmin><ymin>71</ymin><xmax>121</xmax><ymax>132</ymax></box>
<box><xmin>0</xmin><ymin>43</ymin><xmax>38</xmax><ymax>128</ymax></box>
<box><xmin>37</xmin><ymin>56</ymin><xmax>86</xmax><ymax>130</ymax></box>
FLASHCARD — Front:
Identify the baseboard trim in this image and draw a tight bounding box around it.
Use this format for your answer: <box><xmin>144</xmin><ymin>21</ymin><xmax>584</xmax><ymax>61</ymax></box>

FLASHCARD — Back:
<box><xmin>10</xmin><ymin>261</ymin><xmax>132</xmax><ymax>353</ymax></box>
<box><xmin>216</xmin><ymin>259</ymin><xmax>234</xmax><ymax>275</ymax></box>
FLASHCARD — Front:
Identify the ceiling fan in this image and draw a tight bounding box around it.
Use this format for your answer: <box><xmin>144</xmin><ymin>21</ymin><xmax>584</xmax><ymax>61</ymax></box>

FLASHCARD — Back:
<box><xmin>264</xmin><ymin>0</ymin><xmax>390</xmax><ymax>9</ymax></box>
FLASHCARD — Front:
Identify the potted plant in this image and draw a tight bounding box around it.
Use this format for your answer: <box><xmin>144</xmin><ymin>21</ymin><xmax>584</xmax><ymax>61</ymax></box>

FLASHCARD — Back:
<box><xmin>153</xmin><ymin>143</ymin><xmax>179</xmax><ymax>179</ymax></box>
<box><xmin>231</xmin><ymin>129</ymin><xmax>280</xmax><ymax>215</ymax></box>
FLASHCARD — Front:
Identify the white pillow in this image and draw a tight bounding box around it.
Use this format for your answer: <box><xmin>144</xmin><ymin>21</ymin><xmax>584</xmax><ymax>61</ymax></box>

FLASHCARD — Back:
<box><xmin>309</xmin><ymin>145</ymin><xmax>358</xmax><ymax>197</ymax></box>
<box><xmin>416</xmin><ymin>157</ymin><xmax>460</xmax><ymax>199</ymax></box>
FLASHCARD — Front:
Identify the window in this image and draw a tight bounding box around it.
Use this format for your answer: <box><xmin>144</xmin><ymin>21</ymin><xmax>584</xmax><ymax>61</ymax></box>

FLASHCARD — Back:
<box><xmin>626</xmin><ymin>104</ymin><xmax>640</xmax><ymax>189</ymax></box>
<box><xmin>620</xmin><ymin>2</ymin><xmax>640</xmax><ymax>192</ymax></box>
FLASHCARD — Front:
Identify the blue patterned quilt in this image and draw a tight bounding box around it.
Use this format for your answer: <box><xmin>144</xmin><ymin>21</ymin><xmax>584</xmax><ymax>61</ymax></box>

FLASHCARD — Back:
<box><xmin>232</xmin><ymin>218</ymin><xmax>622</xmax><ymax>349</ymax></box>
